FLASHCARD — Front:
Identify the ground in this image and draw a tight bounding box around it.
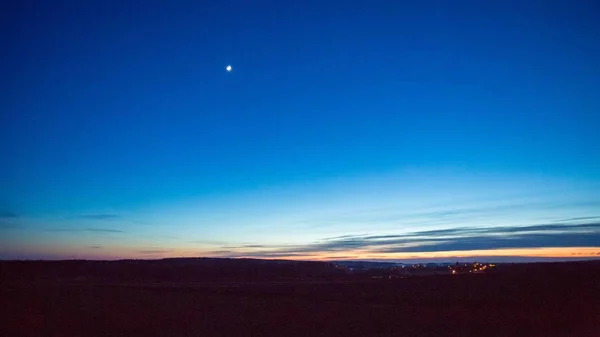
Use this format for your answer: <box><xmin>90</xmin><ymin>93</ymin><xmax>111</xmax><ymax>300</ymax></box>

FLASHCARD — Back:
<box><xmin>1</xmin><ymin>261</ymin><xmax>599</xmax><ymax>336</ymax></box>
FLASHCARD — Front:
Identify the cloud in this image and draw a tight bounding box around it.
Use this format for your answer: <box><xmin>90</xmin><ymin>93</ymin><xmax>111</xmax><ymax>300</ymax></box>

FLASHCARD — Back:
<box><xmin>556</xmin><ymin>216</ymin><xmax>600</xmax><ymax>223</ymax></box>
<box><xmin>364</xmin><ymin>222</ymin><xmax>600</xmax><ymax>240</ymax></box>
<box><xmin>376</xmin><ymin>233</ymin><xmax>600</xmax><ymax>253</ymax></box>
<box><xmin>87</xmin><ymin>246</ymin><xmax>103</xmax><ymax>249</ymax></box>
<box><xmin>218</xmin><ymin>221</ymin><xmax>600</xmax><ymax>258</ymax></box>
<box><xmin>308</xmin><ymin>200</ymin><xmax>566</xmax><ymax>228</ymax></box>
<box><xmin>79</xmin><ymin>214</ymin><xmax>120</xmax><ymax>221</ymax></box>
<box><xmin>323</xmin><ymin>233</ymin><xmax>370</xmax><ymax>241</ymax></box>
<box><xmin>84</xmin><ymin>228</ymin><xmax>125</xmax><ymax>233</ymax></box>
<box><xmin>45</xmin><ymin>227</ymin><xmax>125</xmax><ymax>233</ymax></box>
<box><xmin>241</xmin><ymin>244</ymin><xmax>266</xmax><ymax>248</ymax></box>
<box><xmin>0</xmin><ymin>209</ymin><xmax>18</xmax><ymax>229</ymax></box>
<box><xmin>0</xmin><ymin>211</ymin><xmax>18</xmax><ymax>218</ymax></box>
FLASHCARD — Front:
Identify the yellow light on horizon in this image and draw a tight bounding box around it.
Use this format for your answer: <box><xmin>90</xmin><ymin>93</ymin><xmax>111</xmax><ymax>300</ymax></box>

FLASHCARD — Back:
<box><xmin>29</xmin><ymin>244</ymin><xmax>600</xmax><ymax>261</ymax></box>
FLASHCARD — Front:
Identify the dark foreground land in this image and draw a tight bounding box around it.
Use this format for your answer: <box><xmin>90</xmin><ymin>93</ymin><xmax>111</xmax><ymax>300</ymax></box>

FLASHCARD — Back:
<box><xmin>1</xmin><ymin>259</ymin><xmax>600</xmax><ymax>336</ymax></box>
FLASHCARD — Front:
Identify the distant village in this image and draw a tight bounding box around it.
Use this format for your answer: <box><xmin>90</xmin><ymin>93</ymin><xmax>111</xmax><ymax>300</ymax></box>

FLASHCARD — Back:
<box><xmin>1</xmin><ymin>258</ymin><xmax>502</xmax><ymax>284</ymax></box>
<box><xmin>333</xmin><ymin>261</ymin><xmax>496</xmax><ymax>279</ymax></box>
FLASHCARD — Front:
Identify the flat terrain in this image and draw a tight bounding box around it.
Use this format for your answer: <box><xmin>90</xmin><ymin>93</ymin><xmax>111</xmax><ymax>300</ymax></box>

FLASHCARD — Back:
<box><xmin>2</xmin><ymin>261</ymin><xmax>600</xmax><ymax>336</ymax></box>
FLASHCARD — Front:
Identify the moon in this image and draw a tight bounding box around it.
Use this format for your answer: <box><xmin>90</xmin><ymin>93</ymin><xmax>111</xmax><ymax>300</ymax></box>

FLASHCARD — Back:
<box><xmin>226</xmin><ymin>65</ymin><xmax>232</xmax><ymax>72</ymax></box>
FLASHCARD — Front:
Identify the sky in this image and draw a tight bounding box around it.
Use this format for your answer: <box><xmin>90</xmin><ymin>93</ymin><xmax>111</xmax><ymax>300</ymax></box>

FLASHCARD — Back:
<box><xmin>1</xmin><ymin>0</ymin><xmax>600</xmax><ymax>262</ymax></box>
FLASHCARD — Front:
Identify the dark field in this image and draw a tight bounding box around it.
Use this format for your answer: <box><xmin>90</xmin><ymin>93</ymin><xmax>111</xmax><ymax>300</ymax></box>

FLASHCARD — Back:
<box><xmin>2</xmin><ymin>260</ymin><xmax>600</xmax><ymax>336</ymax></box>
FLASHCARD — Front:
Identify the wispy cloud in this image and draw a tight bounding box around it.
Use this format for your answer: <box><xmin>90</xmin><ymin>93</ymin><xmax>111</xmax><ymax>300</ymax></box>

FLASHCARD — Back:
<box><xmin>377</xmin><ymin>233</ymin><xmax>600</xmax><ymax>253</ymax></box>
<box><xmin>45</xmin><ymin>227</ymin><xmax>125</xmax><ymax>233</ymax></box>
<box><xmin>78</xmin><ymin>213</ymin><xmax>121</xmax><ymax>221</ymax></box>
<box><xmin>84</xmin><ymin>228</ymin><xmax>124</xmax><ymax>233</ymax></box>
<box><xmin>294</xmin><ymin>197</ymin><xmax>600</xmax><ymax>232</ymax></box>
<box><xmin>555</xmin><ymin>216</ymin><xmax>600</xmax><ymax>223</ymax></box>
<box><xmin>0</xmin><ymin>211</ymin><xmax>18</xmax><ymax>218</ymax></box>
<box><xmin>87</xmin><ymin>245</ymin><xmax>103</xmax><ymax>249</ymax></box>
<box><xmin>222</xmin><ymin>244</ymin><xmax>266</xmax><ymax>249</ymax></box>
<box><xmin>217</xmin><ymin>221</ymin><xmax>600</xmax><ymax>258</ymax></box>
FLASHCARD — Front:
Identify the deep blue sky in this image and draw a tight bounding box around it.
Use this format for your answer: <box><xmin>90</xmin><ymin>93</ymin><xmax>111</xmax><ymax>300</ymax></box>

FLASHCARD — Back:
<box><xmin>1</xmin><ymin>0</ymin><xmax>600</xmax><ymax>260</ymax></box>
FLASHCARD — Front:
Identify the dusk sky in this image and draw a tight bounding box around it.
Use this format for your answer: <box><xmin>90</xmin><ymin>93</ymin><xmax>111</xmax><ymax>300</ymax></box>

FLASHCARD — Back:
<box><xmin>2</xmin><ymin>0</ymin><xmax>600</xmax><ymax>261</ymax></box>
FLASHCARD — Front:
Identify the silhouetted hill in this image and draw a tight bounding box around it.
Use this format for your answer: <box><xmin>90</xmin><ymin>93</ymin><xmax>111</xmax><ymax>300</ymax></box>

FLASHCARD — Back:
<box><xmin>2</xmin><ymin>259</ymin><xmax>600</xmax><ymax>336</ymax></box>
<box><xmin>0</xmin><ymin>258</ymin><xmax>345</xmax><ymax>283</ymax></box>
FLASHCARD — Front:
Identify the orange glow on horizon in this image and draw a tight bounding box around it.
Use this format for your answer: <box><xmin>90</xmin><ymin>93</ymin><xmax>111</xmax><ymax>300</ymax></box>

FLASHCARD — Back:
<box><xmin>156</xmin><ymin>246</ymin><xmax>600</xmax><ymax>261</ymax></box>
<box><xmin>7</xmin><ymin>244</ymin><xmax>600</xmax><ymax>261</ymax></box>
<box><xmin>231</xmin><ymin>247</ymin><xmax>600</xmax><ymax>261</ymax></box>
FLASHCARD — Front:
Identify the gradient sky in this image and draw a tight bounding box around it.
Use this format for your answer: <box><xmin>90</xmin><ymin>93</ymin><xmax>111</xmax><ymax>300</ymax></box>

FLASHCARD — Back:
<box><xmin>2</xmin><ymin>0</ymin><xmax>600</xmax><ymax>261</ymax></box>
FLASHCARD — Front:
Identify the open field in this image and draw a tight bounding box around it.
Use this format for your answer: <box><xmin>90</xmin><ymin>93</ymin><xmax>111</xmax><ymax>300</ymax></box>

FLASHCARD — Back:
<box><xmin>2</xmin><ymin>260</ymin><xmax>600</xmax><ymax>336</ymax></box>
